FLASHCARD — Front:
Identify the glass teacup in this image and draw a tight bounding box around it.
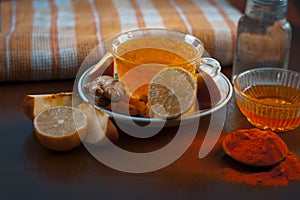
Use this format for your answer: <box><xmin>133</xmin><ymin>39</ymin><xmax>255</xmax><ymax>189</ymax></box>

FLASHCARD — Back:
<box><xmin>98</xmin><ymin>28</ymin><xmax>221</xmax><ymax>99</ymax></box>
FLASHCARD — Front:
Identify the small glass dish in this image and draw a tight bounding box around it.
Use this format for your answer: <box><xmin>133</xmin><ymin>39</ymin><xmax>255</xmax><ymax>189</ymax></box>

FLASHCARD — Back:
<box><xmin>234</xmin><ymin>68</ymin><xmax>300</xmax><ymax>132</ymax></box>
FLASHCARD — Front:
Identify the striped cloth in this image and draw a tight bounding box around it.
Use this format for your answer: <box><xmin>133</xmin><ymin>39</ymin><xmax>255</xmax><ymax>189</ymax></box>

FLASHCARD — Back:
<box><xmin>0</xmin><ymin>0</ymin><xmax>241</xmax><ymax>81</ymax></box>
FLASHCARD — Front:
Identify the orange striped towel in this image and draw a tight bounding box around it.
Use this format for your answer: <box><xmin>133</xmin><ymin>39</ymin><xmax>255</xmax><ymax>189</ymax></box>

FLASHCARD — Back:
<box><xmin>0</xmin><ymin>0</ymin><xmax>241</xmax><ymax>81</ymax></box>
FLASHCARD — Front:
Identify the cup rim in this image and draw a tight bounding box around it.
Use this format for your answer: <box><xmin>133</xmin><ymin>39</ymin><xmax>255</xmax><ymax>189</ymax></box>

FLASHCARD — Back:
<box><xmin>106</xmin><ymin>28</ymin><xmax>205</xmax><ymax>66</ymax></box>
<box><xmin>233</xmin><ymin>67</ymin><xmax>300</xmax><ymax>107</ymax></box>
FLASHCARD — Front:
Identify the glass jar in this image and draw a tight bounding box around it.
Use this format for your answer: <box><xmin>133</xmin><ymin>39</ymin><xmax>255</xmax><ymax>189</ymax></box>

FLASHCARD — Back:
<box><xmin>232</xmin><ymin>0</ymin><xmax>292</xmax><ymax>82</ymax></box>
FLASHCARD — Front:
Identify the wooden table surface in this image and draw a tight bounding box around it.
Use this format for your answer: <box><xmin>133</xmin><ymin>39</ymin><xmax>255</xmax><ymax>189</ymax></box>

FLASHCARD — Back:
<box><xmin>1</xmin><ymin>1</ymin><xmax>300</xmax><ymax>199</ymax></box>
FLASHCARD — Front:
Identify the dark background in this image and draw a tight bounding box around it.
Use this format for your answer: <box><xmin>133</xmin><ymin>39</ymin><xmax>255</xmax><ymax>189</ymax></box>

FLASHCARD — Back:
<box><xmin>1</xmin><ymin>0</ymin><xmax>300</xmax><ymax>199</ymax></box>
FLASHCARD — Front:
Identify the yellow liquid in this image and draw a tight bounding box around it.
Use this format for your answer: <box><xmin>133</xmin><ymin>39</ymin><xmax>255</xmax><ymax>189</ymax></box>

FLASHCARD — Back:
<box><xmin>238</xmin><ymin>85</ymin><xmax>300</xmax><ymax>131</ymax></box>
<box><xmin>115</xmin><ymin>41</ymin><xmax>198</xmax><ymax>98</ymax></box>
<box><xmin>244</xmin><ymin>85</ymin><xmax>300</xmax><ymax>104</ymax></box>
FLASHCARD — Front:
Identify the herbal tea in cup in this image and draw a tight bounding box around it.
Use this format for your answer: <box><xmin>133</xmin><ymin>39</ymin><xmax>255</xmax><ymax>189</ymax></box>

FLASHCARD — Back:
<box><xmin>104</xmin><ymin>28</ymin><xmax>221</xmax><ymax>99</ymax></box>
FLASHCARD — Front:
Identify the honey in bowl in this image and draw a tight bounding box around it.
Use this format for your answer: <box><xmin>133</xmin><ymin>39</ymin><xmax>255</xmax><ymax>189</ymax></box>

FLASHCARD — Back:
<box><xmin>239</xmin><ymin>85</ymin><xmax>300</xmax><ymax>131</ymax></box>
<box><xmin>234</xmin><ymin>68</ymin><xmax>300</xmax><ymax>132</ymax></box>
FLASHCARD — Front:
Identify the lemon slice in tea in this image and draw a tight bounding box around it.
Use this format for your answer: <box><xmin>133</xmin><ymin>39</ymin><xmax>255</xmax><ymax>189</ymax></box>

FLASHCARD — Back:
<box><xmin>34</xmin><ymin>106</ymin><xmax>88</xmax><ymax>151</ymax></box>
<box><xmin>148</xmin><ymin>67</ymin><xmax>197</xmax><ymax>119</ymax></box>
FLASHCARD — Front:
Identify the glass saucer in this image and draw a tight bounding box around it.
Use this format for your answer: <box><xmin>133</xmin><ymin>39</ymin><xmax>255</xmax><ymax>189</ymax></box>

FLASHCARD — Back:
<box><xmin>76</xmin><ymin>65</ymin><xmax>232</xmax><ymax>127</ymax></box>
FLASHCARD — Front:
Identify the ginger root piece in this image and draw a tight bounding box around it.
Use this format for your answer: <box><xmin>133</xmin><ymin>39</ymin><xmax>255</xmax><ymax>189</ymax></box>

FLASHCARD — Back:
<box><xmin>84</xmin><ymin>75</ymin><xmax>125</xmax><ymax>104</ymax></box>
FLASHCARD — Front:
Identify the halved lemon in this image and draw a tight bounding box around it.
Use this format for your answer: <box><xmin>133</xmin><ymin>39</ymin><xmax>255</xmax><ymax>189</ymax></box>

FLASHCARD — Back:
<box><xmin>33</xmin><ymin>106</ymin><xmax>88</xmax><ymax>151</ymax></box>
<box><xmin>148</xmin><ymin>67</ymin><xmax>197</xmax><ymax>119</ymax></box>
<box><xmin>22</xmin><ymin>92</ymin><xmax>73</xmax><ymax>120</ymax></box>
<box><xmin>78</xmin><ymin>103</ymin><xmax>119</xmax><ymax>144</ymax></box>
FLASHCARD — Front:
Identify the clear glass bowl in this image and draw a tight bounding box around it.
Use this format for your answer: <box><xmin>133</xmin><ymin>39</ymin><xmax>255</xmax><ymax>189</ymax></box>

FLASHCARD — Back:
<box><xmin>234</xmin><ymin>68</ymin><xmax>300</xmax><ymax>132</ymax></box>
